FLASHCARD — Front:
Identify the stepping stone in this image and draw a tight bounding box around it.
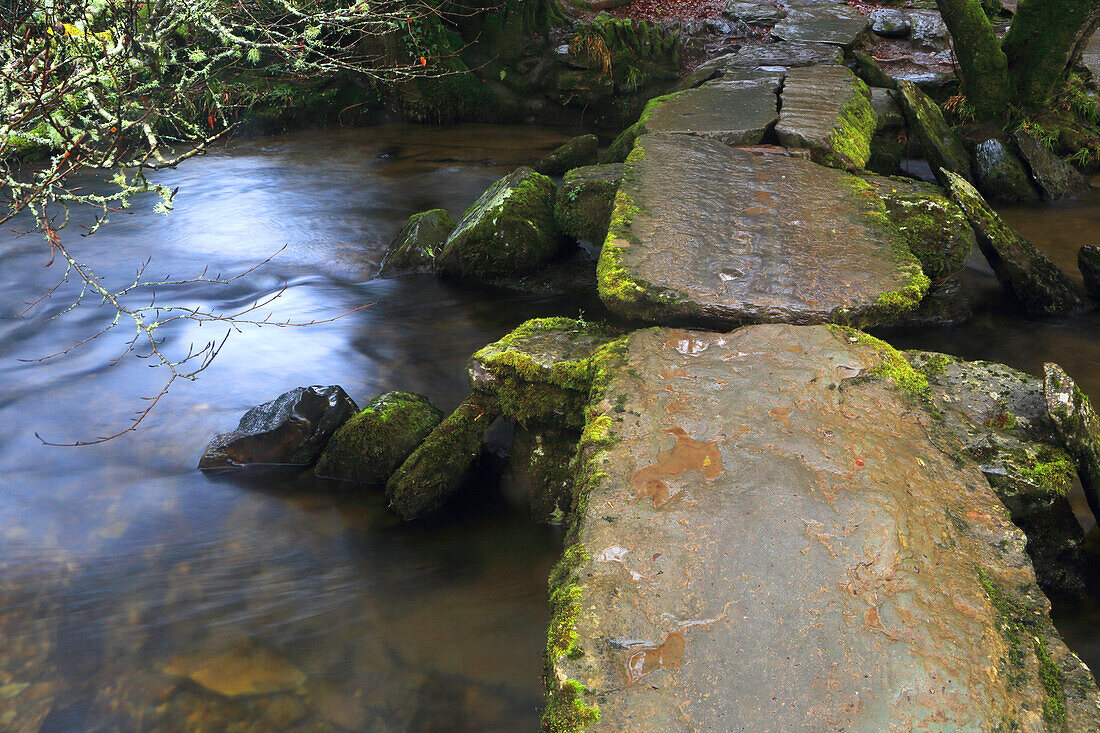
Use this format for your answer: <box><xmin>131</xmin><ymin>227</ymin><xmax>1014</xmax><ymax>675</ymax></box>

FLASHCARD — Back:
<box><xmin>546</xmin><ymin>324</ymin><xmax>1100</xmax><ymax>732</ymax></box>
<box><xmin>640</xmin><ymin>73</ymin><xmax>782</xmax><ymax>146</ymax></box>
<box><xmin>776</xmin><ymin>64</ymin><xmax>876</xmax><ymax>169</ymax></box>
<box><xmin>676</xmin><ymin>44</ymin><xmax>842</xmax><ymax>90</ymax></box>
<box><xmin>772</xmin><ymin>2</ymin><xmax>870</xmax><ymax>47</ymax></box>
<box><xmin>598</xmin><ymin>133</ymin><xmax>928</xmax><ymax>328</ymax></box>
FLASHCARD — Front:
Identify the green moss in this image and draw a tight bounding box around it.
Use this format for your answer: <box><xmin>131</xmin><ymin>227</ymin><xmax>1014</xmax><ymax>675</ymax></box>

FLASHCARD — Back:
<box><xmin>825</xmin><ymin>78</ymin><xmax>877</xmax><ymax>169</ymax></box>
<box><xmin>554</xmin><ymin>164</ymin><xmax>623</xmax><ymax>245</ymax></box>
<box><xmin>1017</xmin><ymin>447</ymin><xmax>1076</xmax><ymax>496</ymax></box>
<box><xmin>830</xmin><ymin>326</ymin><xmax>930</xmax><ymax>401</ymax></box>
<box><xmin>920</xmin><ymin>353</ymin><xmax>952</xmax><ymax>377</ymax></box>
<box><xmin>543</xmin><ymin>542</ymin><xmax>601</xmax><ymax>729</ymax></box>
<box><xmin>543</xmin><ymin>679</ymin><xmax>600</xmax><ymax>733</ymax></box>
<box><xmin>975</xmin><ymin>566</ymin><xmax>1067</xmax><ymax>729</ymax></box>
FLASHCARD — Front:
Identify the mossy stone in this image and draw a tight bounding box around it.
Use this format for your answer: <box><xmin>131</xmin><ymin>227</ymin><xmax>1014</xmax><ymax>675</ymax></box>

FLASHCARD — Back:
<box><xmin>437</xmin><ymin>167</ymin><xmax>562</xmax><ymax>281</ymax></box>
<box><xmin>379</xmin><ymin>209</ymin><xmax>456</xmax><ymax>276</ymax></box>
<box><xmin>315</xmin><ymin>391</ymin><xmax>443</xmax><ymax>484</ymax></box>
<box><xmin>869</xmin><ymin>177</ymin><xmax>974</xmax><ymax>280</ymax></box>
<box><xmin>386</xmin><ymin>393</ymin><xmax>500</xmax><ymax>520</ymax></box>
<box><xmin>535</xmin><ymin>135</ymin><xmax>599</xmax><ymax>176</ymax></box>
<box><xmin>896</xmin><ymin>79</ymin><xmax>973</xmax><ymax>188</ymax></box>
<box><xmin>510</xmin><ymin>423</ymin><xmax>580</xmax><ymax>523</ymax></box>
<box><xmin>553</xmin><ymin>164</ymin><xmax>623</xmax><ymax>245</ymax></box>
<box><xmin>1078</xmin><ymin>245</ymin><xmax>1100</xmax><ymax>301</ymax></box>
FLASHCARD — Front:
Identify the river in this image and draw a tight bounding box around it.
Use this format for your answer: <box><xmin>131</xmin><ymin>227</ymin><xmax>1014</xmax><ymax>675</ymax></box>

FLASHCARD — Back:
<box><xmin>1</xmin><ymin>126</ymin><xmax>1099</xmax><ymax>730</ymax></box>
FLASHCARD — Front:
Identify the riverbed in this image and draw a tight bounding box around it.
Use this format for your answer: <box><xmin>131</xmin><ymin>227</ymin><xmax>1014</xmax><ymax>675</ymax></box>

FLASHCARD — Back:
<box><xmin>2</xmin><ymin>126</ymin><xmax>1100</xmax><ymax>730</ymax></box>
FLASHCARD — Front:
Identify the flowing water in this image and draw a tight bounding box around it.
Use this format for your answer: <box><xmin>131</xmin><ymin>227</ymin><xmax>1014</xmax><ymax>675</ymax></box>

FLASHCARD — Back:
<box><xmin>0</xmin><ymin>124</ymin><xmax>596</xmax><ymax>732</ymax></box>
<box><xmin>5</xmin><ymin>125</ymin><xmax>1100</xmax><ymax>731</ymax></box>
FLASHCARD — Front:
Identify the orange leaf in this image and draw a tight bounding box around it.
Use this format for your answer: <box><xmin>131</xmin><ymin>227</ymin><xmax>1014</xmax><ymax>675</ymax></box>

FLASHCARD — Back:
<box><xmin>419</xmin><ymin>56</ymin><xmax>427</xmax><ymax>67</ymax></box>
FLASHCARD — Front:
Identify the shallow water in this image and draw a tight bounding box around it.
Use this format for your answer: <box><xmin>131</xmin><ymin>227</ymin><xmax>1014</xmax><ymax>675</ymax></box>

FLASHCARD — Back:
<box><xmin>0</xmin><ymin>124</ymin><xmax>591</xmax><ymax>731</ymax></box>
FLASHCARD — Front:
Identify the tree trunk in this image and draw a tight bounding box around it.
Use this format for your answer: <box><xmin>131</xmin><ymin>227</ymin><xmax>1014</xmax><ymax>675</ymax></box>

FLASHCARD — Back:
<box><xmin>1002</xmin><ymin>0</ymin><xmax>1100</xmax><ymax>109</ymax></box>
<box><xmin>934</xmin><ymin>0</ymin><xmax>1012</xmax><ymax>119</ymax></box>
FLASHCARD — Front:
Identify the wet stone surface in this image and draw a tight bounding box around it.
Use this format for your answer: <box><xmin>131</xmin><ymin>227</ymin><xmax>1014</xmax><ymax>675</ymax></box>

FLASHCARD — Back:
<box><xmin>599</xmin><ymin>133</ymin><xmax>926</xmax><ymax>327</ymax></box>
<box><xmin>554</xmin><ymin>324</ymin><xmax>1100</xmax><ymax>731</ymax></box>
<box><xmin>775</xmin><ymin>64</ymin><xmax>875</xmax><ymax>169</ymax></box>
<box><xmin>772</xmin><ymin>1</ymin><xmax>870</xmax><ymax>47</ymax></box>
<box><xmin>642</xmin><ymin>73</ymin><xmax>782</xmax><ymax>146</ymax></box>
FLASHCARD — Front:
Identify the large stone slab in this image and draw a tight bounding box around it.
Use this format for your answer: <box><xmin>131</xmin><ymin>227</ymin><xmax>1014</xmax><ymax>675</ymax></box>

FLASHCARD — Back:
<box><xmin>772</xmin><ymin>2</ymin><xmax>870</xmax><ymax>47</ymax></box>
<box><xmin>546</xmin><ymin>324</ymin><xmax>1100</xmax><ymax>732</ymax></box>
<box><xmin>776</xmin><ymin>64</ymin><xmax>876</xmax><ymax>169</ymax></box>
<box><xmin>641</xmin><ymin>74</ymin><xmax>781</xmax><ymax>146</ymax></box>
<box><xmin>598</xmin><ymin>134</ymin><xmax>928</xmax><ymax>327</ymax></box>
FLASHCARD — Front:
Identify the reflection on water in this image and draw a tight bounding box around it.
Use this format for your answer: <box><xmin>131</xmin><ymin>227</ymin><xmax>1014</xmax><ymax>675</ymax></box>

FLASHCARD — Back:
<box><xmin>0</xmin><ymin>124</ymin><xmax>587</xmax><ymax>730</ymax></box>
<box><xmin>887</xmin><ymin>175</ymin><xmax>1100</xmax><ymax>678</ymax></box>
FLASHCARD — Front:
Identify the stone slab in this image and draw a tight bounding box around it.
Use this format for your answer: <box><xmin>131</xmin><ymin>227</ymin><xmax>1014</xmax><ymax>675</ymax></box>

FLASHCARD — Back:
<box><xmin>550</xmin><ymin>324</ymin><xmax>1100</xmax><ymax>732</ymax></box>
<box><xmin>776</xmin><ymin>64</ymin><xmax>875</xmax><ymax>169</ymax></box>
<box><xmin>642</xmin><ymin>73</ymin><xmax>781</xmax><ymax>146</ymax></box>
<box><xmin>772</xmin><ymin>2</ymin><xmax>870</xmax><ymax>47</ymax></box>
<box><xmin>598</xmin><ymin>133</ymin><xmax>926</xmax><ymax>327</ymax></box>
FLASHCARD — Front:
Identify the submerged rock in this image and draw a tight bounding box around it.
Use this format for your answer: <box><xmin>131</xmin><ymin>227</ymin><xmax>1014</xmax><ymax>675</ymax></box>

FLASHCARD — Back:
<box><xmin>867</xmin><ymin>175</ymin><xmax>974</xmax><ymax>281</ymax></box>
<box><xmin>776</xmin><ymin>64</ymin><xmax>876</xmax><ymax>170</ymax></box>
<box><xmin>468</xmin><ymin>317</ymin><xmax>617</xmax><ymax>430</ymax></box>
<box><xmin>315</xmin><ymin>391</ymin><xmax>443</xmax><ymax>484</ymax></box>
<box><xmin>1044</xmin><ymin>362</ymin><xmax>1100</xmax><ymax>522</ymax></box>
<box><xmin>161</xmin><ymin>643</ymin><xmax>306</xmax><ymax>697</ymax></box>
<box><xmin>535</xmin><ymin>134</ymin><xmax>599</xmax><ymax>176</ymax></box>
<box><xmin>1012</xmin><ymin>130</ymin><xmax>1091</xmax><ymax>200</ymax></box>
<box><xmin>386</xmin><ymin>392</ymin><xmax>500</xmax><ymax>521</ymax></box>
<box><xmin>972</xmin><ymin>139</ymin><xmax>1040</xmax><ymax>204</ymax></box>
<box><xmin>599</xmin><ymin>134</ymin><xmax>928</xmax><ymax>328</ymax></box>
<box><xmin>943</xmin><ymin>169</ymin><xmax>1087</xmax><ymax>314</ymax></box>
<box><xmin>198</xmin><ymin>386</ymin><xmax>358</xmax><ymax>469</ymax></box>
<box><xmin>379</xmin><ymin>209</ymin><xmax>455</xmax><ymax>276</ymax></box>
<box><xmin>547</xmin><ymin>324</ymin><xmax>1100</xmax><ymax>731</ymax></box>
<box><xmin>437</xmin><ymin>167</ymin><xmax>561</xmax><ymax>281</ymax></box>
<box><xmin>554</xmin><ymin>163</ymin><xmax>623</xmax><ymax>246</ymax></box>
<box><xmin>896</xmin><ymin>80</ymin><xmax>972</xmax><ymax>188</ymax></box>
<box><xmin>906</xmin><ymin>351</ymin><xmax>1087</xmax><ymax>595</ymax></box>
<box><xmin>1079</xmin><ymin>244</ymin><xmax>1100</xmax><ymax>300</ymax></box>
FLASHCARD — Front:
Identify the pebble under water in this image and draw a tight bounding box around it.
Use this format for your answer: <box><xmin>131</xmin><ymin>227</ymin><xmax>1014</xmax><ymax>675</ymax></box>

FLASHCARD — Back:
<box><xmin>0</xmin><ymin>124</ymin><xmax>596</xmax><ymax>731</ymax></box>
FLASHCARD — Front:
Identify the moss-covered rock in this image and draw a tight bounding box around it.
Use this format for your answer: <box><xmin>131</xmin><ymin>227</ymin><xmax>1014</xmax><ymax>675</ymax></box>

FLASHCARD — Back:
<box><xmin>385</xmin><ymin>392</ymin><xmax>500</xmax><ymax>520</ymax></box>
<box><xmin>1012</xmin><ymin>130</ymin><xmax>1090</xmax><ymax>200</ymax></box>
<box><xmin>943</xmin><ymin>169</ymin><xmax>1087</xmax><ymax>314</ymax></box>
<box><xmin>437</xmin><ymin>167</ymin><xmax>562</xmax><ymax>281</ymax></box>
<box><xmin>315</xmin><ymin>391</ymin><xmax>443</xmax><ymax>484</ymax></box>
<box><xmin>905</xmin><ymin>350</ymin><xmax>1087</xmax><ymax>596</ymax></box>
<box><xmin>510</xmin><ymin>423</ymin><xmax>580</xmax><ymax>524</ymax></box>
<box><xmin>1044</xmin><ymin>362</ymin><xmax>1100</xmax><ymax>525</ymax></box>
<box><xmin>535</xmin><ymin>135</ymin><xmax>599</xmax><ymax>176</ymax></box>
<box><xmin>468</xmin><ymin>317</ymin><xmax>616</xmax><ymax>430</ymax></box>
<box><xmin>379</xmin><ymin>209</ymin><xmax>456</xmax><ymax>276</ymax></box>
<box><xmin>881</xmin><ymin>276</ymin><xmax>973</xmax><ymax>328</ymax></box>
<box><xmin>553</xmin><ymin>164</ymin><xmax>623</xmax><ymax>245</ymax></box>
<box><xmin>776</xmin><ymin>64</ymin><xmax>877</xmax><ymax>170</ymax></box>
<box><xmin>973</xmin><ymin>138</ymin><xmax>1041</xmax><ymax>204</ymax></box>
<box><xmin>866</xmin><ymin>176</ymin><xmax>975</xmax><ymax>281</ymax></box>
<box><xmin>896</xmin><ymin>79</ymin><xmax>973</xmax><ymax>188</ymax></box>
<box><xmin>850</xmin><ymin>50</ymin><xmax>895</xmax><ymax>90</ymax></box>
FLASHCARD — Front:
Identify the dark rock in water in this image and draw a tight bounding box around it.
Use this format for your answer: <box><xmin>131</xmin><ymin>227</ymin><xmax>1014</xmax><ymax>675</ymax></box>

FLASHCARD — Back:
<box><xmin>1012</xmin><ymin>131</ymin><xmax>1090</xmax><ymax>200</ymax></box>
<box><xmin>554</xmin><ymin>164</ymin><xmax>623</xmax><ymax>246</ymax></box>
<box><xmin>315</xmin><ymin>391</ymin><xmax>443</xmax><ymax>484</ymax></box>
<box><xmin>906</xmin><ymin>351</ymin><xmax>1086</xmax><ymax>595</ymax></box>
<box><xmin>869</xmin><ymin>8</ymin><xmax>910</xmax><ymax>37</ymax></box>
<box><xmin>1044</xmin><ymin>362</ymin><xmax>1100</xmax><ymax>523</ymax></box>
<box><xmin>972</xmin><ymin>139</ymin><xmax>1040</xmax><ymax>204</ymax></box>
<box><xmin>943</xmin><ymin>169</ymin><xmax>1087</xmax><ymax>314</ymax></box>
<box><xmin>866</xmin><ymin>175</ymin><xmax>974</xmax><ymax>280</ymax></box>
<box><xmin>549</xmin><ymin>324</ymin><xmax>1100</xmax><ymax>731</ymax></box>
<box><xmin>437</xmin><ymin>167</ymin><xmax>561</xmax><ymax>281</ymax></box>
<box><xmin>599</xmin><ymin>133</ymin><xmax>928</xmax><ymax>328</ymax></box>
<box><xmin>869</xmin><ymin>88</ymin><xmax>904</xmax><ymax>130</ymax></box>
<box><xmin>376</xmin><ymin>145</ymin><xmax>402</xmax><ymax>159</ymax></box>
<box><xmin>198</xmin><ymin>386</ymin><xmax>358</xmax><ymax>469</ymax></box>
<box><xmin>896</xmin><ymin>80</ymin><xmax>972</xmax><ymax>188</ymax></box>
<box><xmin>386</xmin><ymin>392</ymin><xmax>500</xmax><ymax>520</ymax></box>
<box><xmin>1078</xmin><ymin>245</ymin><xmax>1100</xmax><ymax>301</ymax></box>
<box><xmin>772</xmin><ymin>2</ymin><xmax>870</xmax><ymax>47</ymax></box>
<box><xmin>535</xmin><ymin>135</ymin><xmax>599</xmax><ymax>176</ymax></box>
<box><xmin>723</xmin><ymin>0</ymin><xmax>787</xmax><ymax>24</ymax></box>
<box><xmin>776</xmin><ymin>64</ymin><xmax>876</xmax><ymax>170</ymax></box>
<box><xmin>468</xmin><ymin>317</ymin><xmax>617</xmax><ymax>430</ymax></box>
<box><xmin>883</xmin><ymin>276</ymin><xmax>972</xmax><ymax>327</ymax></box>
<box><xmin>509</xmin><ymin>423</ymin><xmax>580</xmax><ymax>523</ymax></box>
<box><xmin>379</xmin><ymin>209</ymin><xmax>455</xmax><ymax>276</ymax></box>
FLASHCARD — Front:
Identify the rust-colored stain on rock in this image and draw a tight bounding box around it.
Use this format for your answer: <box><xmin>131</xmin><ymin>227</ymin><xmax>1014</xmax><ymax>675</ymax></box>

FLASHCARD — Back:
<box><xmin>632</xmin><ymin>427</ymin><xmax>724</xmax><ymax>507</ymax></box>
<box><xmin>627</xmin><ymin>630</ymin><xmax>686</xmax><ymax>682</ymax></box>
